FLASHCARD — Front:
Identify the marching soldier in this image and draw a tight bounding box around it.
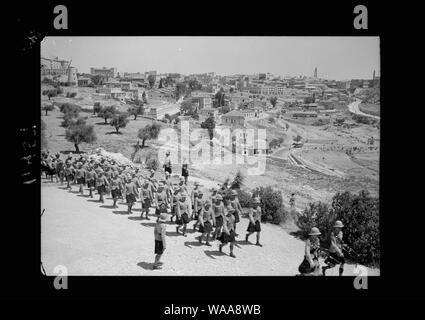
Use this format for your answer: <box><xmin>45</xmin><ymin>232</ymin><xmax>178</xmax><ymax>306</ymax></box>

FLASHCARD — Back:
<box><xmin>298</xmin><ymin>227</ymin><xmax>322</xmax><ymax>276</ymax></box>
<box><xmin>192</xmin><ymin>190</ymin><xmax>204</xmax><ymax>231</ymax></box>
<box><xmin>96</xmin><ymin>170</ymin><xmax>109</xmax><ymax>203</ymax></box>
<box><xmin>245</xmin><ymin>197</ymin><xmax>263</xmax><ymax>247</ymax></box>
<box><xmin>218</xmin><ymin>205</ymin><xmax>237</xmax><ymax>258</ymax></box>
<box><xmin>229</xmin><ymin>190</ymin><xmax>242</xmax><ymax>236</ymax></box>
<box><xmin>163</xmin><ymin>150</ymin><xmax>172</xmax><ymax>177</ymax></box>
<box><xmin>110</xmin><ymin>171</ymin><xmax>123</xmax><ymax>208</ymax></box>
<box><xmin>212</xmin><ymin>194</ymin><xmax>226</xmax><ymax>241</ymax></box>
<box><xmin>75</xmin><ymin>162</ymin><xmax>86</xmax><ymax>194</ymax></box>
<box><xmin>198</xmin><ymin>200</ymin><xmax>214</xmax><ymax>246</ymax></box>
<box><xmin>124</xmin><ymin>175</ymin><xmax>138</xmax><ymax>214</ymax></box>
<box><xmin>153</xmin><ymin>213</ymin><xmax>167</xmax><ymax>270</ymax></box>
<box><xmin>176</xmin><ymin>193</ymin><xmax>190</xmax><ymax>236</ymax></box>
<box><xmin>140</xmin><ymin>179</ymin><xmax>153</xmax><ymax>220</ymax></box>
<box><xmin>85</xmin><ymin>166</ymin><xmax>96</xmax><ymax>198</ymax></box>
<box><xmin>322</xmin><ymin>220</ymin><xmax>346</xmax><ymax>276</ymax></box>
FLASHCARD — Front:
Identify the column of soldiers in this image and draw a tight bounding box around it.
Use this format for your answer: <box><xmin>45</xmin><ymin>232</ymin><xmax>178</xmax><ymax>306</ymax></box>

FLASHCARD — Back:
<box><xmin>41</xmin><ymin>150</ymin><xmax>354</xmax><ymax>274</ymax></box>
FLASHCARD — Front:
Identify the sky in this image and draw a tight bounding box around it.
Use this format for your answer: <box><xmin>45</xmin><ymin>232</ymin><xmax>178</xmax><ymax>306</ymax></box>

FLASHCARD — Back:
<box><xmin>41</xmin><ymin>37</ymin><xmax>380</xmax><ymax>80</ymax></box>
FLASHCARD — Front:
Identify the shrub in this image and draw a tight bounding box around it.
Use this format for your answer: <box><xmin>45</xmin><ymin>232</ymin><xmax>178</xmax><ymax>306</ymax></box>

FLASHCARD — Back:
<box><xmin>252</xmin><ymin>186</ymin><xmax>287</xmax><ymax>225</ymax></box>
<box><xmin>297</xmin><ymin>201</ymin><xmax>334</xmax><ymax>243</ymax></box>
<box><xmin>231</xmin><ymin>170</ymin><xmax>245</xmax><ymax>189</ymax></box>
<box><xmin>331</xmin><ymin>190</ymin><xmax>380</xmax><ymax>267</ymax></box>
<box><xmin>59</xmin><ymin>103</ymin><xmax>81</xmax><ymax>114</ymax></box>
<box><xmin>237</xmin><ymin>189</ymin><xmax>252</xmax><ymax>208</ymax></box>
<box><xmin>62</xmin><ymin>112</ymin><xmax>80</xmax><ymax>127</ymax></box>
<box><xmin>66</xmin><ymin>92</ymin><xmax>77</xmax><ymax>98</ymax></box>
<box><xmin>93</xmin><ymin>102</ymin><xmax>103</xmax><ymax>115</ymax></box>
<box><xmin>145</xmin><ymin>154</ymin><xmax>160</xmax><ymax>170</ymax></box>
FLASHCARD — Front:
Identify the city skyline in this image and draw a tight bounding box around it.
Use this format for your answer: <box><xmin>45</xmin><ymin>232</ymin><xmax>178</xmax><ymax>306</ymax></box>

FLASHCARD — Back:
<box><xmin>41</xmin><ymin>37</ymin><xmax>380</xmax><ymax>80</ymax></box>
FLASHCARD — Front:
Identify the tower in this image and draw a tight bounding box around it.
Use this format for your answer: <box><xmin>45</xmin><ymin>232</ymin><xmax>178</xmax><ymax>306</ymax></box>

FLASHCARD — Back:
<box><xmin>68</xmin><ymin>67</ymin><xmax>78</xmax><ymax>86</ymax></box>
<box><xmin>314</xmin><ymin>67</ymin><xmax>317</xmax><ymax>78</ymax></box>
<box><xmin>373</xmin><ymin>70</ymin><xmax>376</xmax><ymax>80</ymax></box>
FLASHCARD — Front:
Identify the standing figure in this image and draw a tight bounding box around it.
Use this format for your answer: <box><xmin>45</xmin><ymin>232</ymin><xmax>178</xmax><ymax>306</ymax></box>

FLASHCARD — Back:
<box><xmin>163</xmin><ymin>150</ymin><xmax>172</xmax><ymax>177</ymax></box>
<box><xmin>153</xmin><ymin>213</ymin><xmax>167</xmax><ymax>270</ymax></box>
<box><xmin>124</xmin><ymin>175</ymin><xmax>138</xmax><ymax>214</ymax></box>
<box><xmin>322</xmin><ymin>220</ymin><xmax>346</xmax><ymax>276</ymax></box>
<box><xmin>229</xmin><ymin>190</ymin><xmax>242</xmax><ymax>236</ymax></box>
<box><xmin>245</xmin><ymin>197</ymin><xmax>263</xmax><ymax>247</ymax></box>
<box><xmin>219</xmin><ymin>205</ymin><xmax>237</xmax><ymax>258</ymax></box>
<box><xmin>110</xmin><ymin>172</ymin><xmax>123</xmax><ymax>208</ymax></box>
<box><xmin>140</xmin><ymin>179</ymin><xmax>153</xmax><ymax>220</ymax></box>
<box><xmin>212</xmin><ymin>194</ymin><xmax>226</xmax><ymax>241</ymax></box>
<box><xmin>176</xmin><ymin>193</ymin><xmax>190</xmax><ymax>236</ymax></box>
<box><xmin>192</xmin><ymin>190</ymin><xmax>204</xmax><ymax>231</ymax></box>
<box><xmin>96</xmin><ymin>170</ymin><xmax>109</xmax><ymax>203</ymax></box>
<box><xmin>181</xmin><ymin>158</ymin><xmax>189</xmax><ymax>185</ymax></box>
<box><xmin>298</xmin><ymin>227</ymin><xmax>322</xmax><ymax>276</ymax></box>
<box><xmin>155</xmin><ymin>182</ymin><xmax>168</xmax><ymax>217</ymax></box>
<box><xmin>198</xmin><ymin>200</ymin><xmax>214</xmax><ymax>246</ymax></box>
<box><xmin>75</xmin><ymin>162</ymin><xmax>86</xmax><ymax>194</ymax></box>
<box><xmin>85</xmin><ymin>166</ymin><xmax>96</xmax><ymax>198</ymax></box>
<box><xmin>170</xmin><ymin>186</ymin><xmax>181</xmax><ymax>223</ymax></box>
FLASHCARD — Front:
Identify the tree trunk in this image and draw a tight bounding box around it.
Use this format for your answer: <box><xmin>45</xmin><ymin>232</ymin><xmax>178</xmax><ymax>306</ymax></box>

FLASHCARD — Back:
<box><xmin>141</xmin><ymin>138</ymin><xmax>146</xmax><ymax>148</ymax></box>
<box><xmin>74</xmin><ymin>144</ymin><xmax>80</xmax><ymax>154</ymax></box>
<box><xmin>134</xmin><ymin>114</ymin><xmax>137</xmax><ymax>120</ymax></box>
<box><xmin>115</xmin><ymin>127</ymin><xmax>119</xmax><ymax>133</ymax></box>
<box><xmin>104</xmin><ymin>117</ymin><xmax>107</xmax><ymax>124</ymax></box>
<box><xmin>45</xmin><ymin>110</ymin><xmax>48</xmax><ymax>116</ymax></box>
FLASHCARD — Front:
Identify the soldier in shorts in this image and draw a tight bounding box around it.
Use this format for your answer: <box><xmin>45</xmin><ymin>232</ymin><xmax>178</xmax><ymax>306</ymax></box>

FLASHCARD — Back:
<box><xmin>176</xmin><ymin>193</ymin><xmax>190</xmax><ymax>237</ymax></box>
<box><xmin>153</xmin><ymin>213</ymin><xmax>167</xmax><ymax>270</ymax></box>
<box><xmin>212</xmin><ymin>194</ymin><xmax>226</xmax><ymax>241</ymax></box>
<box><xmin>198</xmin><ymin>200</ymin><xmax>214</xmax><ymax>246</ymax></box>
<box><xmin>322</xmin><ymin>220</ymin><xmax>346</xmax><ymax>276</ymax></box>
<box><xmin>245</xmin><ymin>197</ymin><xmax>263</xmax><ymax>247</ymax></box>
<box><xmin>140</xmin><ymin>179</ymin><xmax>153</xmax><ymax>220</ymax></box>
<box><xmin>219</xmin><ymin>205</ymin><xmax>237</xmax><ymax>258</ymax></box>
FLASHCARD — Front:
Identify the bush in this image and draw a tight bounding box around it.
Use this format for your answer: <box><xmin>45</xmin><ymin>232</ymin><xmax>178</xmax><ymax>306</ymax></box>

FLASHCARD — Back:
<box><xmin>59</xmin><ymin>103</ymin><xmax>81</xmax><ymax>114</ymax></box>
<box><xmin>237</xmin><ymin>189</ymin><xmax>252</xmax><ymax>208</ymax></box>
<box><xmin>331</xmin><ymin>190</ymin><xmax>379</xmax><ymax>267</ymax></box>
<box><xmin>297</xmin><ymin>202</ymin><xmax>334</xmax><ymax>243</ymax></box>
<box><xmin>66</xmin><ymin>92</ymin><xmax>77</xmax><ymax>98</ymax></box>
<box><xmin>231</xmin><ymin>170</ymin><xmax>245</xmax><ymax>189</ymax></box>
<box><xmin>252</xmin><ymin>186</ymin><xmax>287</xmax><ymax>224</ymax></box>
<box><xmin>145</xmin><ymin>155</ymin><xmax>160</xmax><ymax>170</ymax></box>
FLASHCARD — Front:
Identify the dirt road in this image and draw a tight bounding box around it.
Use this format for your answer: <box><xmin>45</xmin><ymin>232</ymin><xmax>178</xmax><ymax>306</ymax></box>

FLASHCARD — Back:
<box><xmin>348</xmin><ymin>99</ymin><xmax>380</xmax><ymax>120</ymax></box>
<box><xmin>41</xmin><ymin>180</ymin><xmax>379</xmax><ymax>276</ymax></box>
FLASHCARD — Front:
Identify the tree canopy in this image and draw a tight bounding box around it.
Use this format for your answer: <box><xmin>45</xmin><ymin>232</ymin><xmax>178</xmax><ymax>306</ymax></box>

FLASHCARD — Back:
<box><xmin>137</xmin><ymin>123</ymin><xmax>161</xmax><ymax>148</ymax></box>
<box><xmin>110</xmin><ymin>113</ymin><xmax>129</xmax><ymax>133</ymax></box>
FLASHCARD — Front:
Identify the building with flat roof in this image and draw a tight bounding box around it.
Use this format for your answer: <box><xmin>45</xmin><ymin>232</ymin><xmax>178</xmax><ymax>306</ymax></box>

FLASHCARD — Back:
<box><xmin>221</xmin><ymin>110</ymin><xmax>246</xmax><ymax>128</ymax></box>
<box><xmin>90</xmin><ymin>67</ymin><xmax>117</xmax><ymax>79</ymax></box>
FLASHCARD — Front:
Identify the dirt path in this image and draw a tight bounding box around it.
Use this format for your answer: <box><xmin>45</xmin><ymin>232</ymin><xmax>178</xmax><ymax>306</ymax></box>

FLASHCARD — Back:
<box><xmin>41</xmin><ymin>180</ymin><xmax>379</xmax><ymax>276</ymax></box>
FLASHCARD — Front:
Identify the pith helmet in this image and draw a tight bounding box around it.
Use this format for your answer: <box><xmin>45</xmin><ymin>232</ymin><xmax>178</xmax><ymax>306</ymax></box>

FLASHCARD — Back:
<box><xmin>334</xmin><ymin>220</ymin><xmax>344</xmax><ymax>228</ymax></box>
<box><xmin>215</xmin><ymin>194</ymin><xmax>223</xmax><ymax>201</ymax></box>
<box><xmin>309</xmin><ymin>227</ymin><xmax>321</xmax><ymax>236</ymax></box>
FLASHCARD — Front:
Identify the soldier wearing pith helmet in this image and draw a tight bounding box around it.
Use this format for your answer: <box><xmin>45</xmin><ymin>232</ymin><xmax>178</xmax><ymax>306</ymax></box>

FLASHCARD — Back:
<box><xmin>322</xmin><ymin>220</ymin><xmax>346</xmax><ymax>276</ymax></box>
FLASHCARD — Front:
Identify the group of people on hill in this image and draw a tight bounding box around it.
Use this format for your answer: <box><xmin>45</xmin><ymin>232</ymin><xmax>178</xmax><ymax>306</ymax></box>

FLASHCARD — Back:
<box><xmin>41</xmin><ymin>149</ymin><xmax>264</xmax><ymax>270</ymax></box>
